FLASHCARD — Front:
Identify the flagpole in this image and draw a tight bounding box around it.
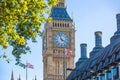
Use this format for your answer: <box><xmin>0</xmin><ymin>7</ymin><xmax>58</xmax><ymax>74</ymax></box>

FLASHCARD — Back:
<box><xmin>26</xmin><ymin>61</ymin><xmax>28</xmax><ymax>80</ymax></box>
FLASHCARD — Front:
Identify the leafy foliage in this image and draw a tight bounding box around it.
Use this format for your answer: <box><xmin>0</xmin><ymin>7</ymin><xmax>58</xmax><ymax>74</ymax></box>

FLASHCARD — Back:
<box><xmin>0</xmin><ymin>0</ymin><xmax>57</xmax><ymax>64</ymax></box>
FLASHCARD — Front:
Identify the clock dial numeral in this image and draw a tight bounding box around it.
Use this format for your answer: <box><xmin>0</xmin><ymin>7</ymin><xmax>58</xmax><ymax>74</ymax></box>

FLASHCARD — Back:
<box><xmin>54</xmin><ymin>32</ymin><xmax>69</xmax><ymax>47</ymax></box>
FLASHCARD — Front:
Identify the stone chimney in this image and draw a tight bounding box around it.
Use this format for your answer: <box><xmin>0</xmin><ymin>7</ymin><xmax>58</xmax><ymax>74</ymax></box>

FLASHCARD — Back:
<box><xmin>95</xmin><ymin>31</ymin><xmax>102</xmax><ymax>47</ymax></box>
<box><xmin>80</xmin><ymin>43</ymin><xmax>87</xmax><ymax>58</ymax></box>
<box><xmin>111</xmin><ymin>14</ymin><xmax>120</xmax><ymax>43</ymax></box>
<box><xmin>117</xmin><ymin>14</ymin><xmax>120</xmax><ymax>31</ymax></box>
<box><xmin>90</xmin><ymin>31</ymin><xmax>103</xmax><ymax>57</ymax></box>
<box><xmin>76</xmin><ymin>43</ymin><xmax>88</xmax><ymax>66</ymax></box>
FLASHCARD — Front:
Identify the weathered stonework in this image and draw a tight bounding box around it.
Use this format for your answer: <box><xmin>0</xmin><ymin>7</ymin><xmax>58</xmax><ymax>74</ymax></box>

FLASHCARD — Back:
<box><xmin>42</xmin><ymin>0</ymin><xmax>75</xmax><ymax>80</ymax></box>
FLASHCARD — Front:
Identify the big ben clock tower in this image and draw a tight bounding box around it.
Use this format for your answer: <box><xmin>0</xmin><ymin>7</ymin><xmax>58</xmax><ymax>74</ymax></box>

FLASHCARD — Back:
<box><xmin>42</xmin><ymin>0</ymin><xmax>75</xmax><ymax>80</ymax></box>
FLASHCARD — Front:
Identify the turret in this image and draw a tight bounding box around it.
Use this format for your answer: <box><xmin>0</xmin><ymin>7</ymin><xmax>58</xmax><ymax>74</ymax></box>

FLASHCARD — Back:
<box><xmin>90</xmin><ymin>31</ymin><xmax>103</xmax><ymax>57</ymax></box>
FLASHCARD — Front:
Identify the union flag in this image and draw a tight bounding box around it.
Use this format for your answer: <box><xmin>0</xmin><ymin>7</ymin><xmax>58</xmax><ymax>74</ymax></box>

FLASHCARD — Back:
<box><xmin>26</xmin><ymin>63</ymin><xmax>34</xmax><ymax>69</ymax></box>
<box><xmin>64</xmin><ymin>49</ymin><xmax>72</xmax><ymax>55</ymax></box>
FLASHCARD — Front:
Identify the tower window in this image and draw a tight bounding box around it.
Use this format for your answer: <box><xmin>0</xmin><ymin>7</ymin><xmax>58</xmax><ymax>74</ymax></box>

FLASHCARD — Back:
<box><xmin>60</xmin><ymin>23</ymin><xmax>62</xmax><ymax>27</ymax></box>
<box><xmin>58</xmin><ymin>23</ymin><xmax>59</xmax><ymax>27</ymax></box>
<box><xmin>53</xmin><ymin>23</ymin><xmax>54</xmax><ymax>27</ymax></box>
<box><xmin>63</xmin><ymin>24</ymin><xmax>64</xmax><ymax>27</ymax></box>
<box><xmin>58</xmin><ymin>50</ymin><xmax>60</xmax><ymax>53</ymax></box>
<box><xmin>55</xmin><ymin>23</ymin><xmax>57</xmax><ymax>27</ymax></box>
<box><xmin>65</xmin><ymin>23</ymin><xmax>66</xmax><ymax>27</ymax></box>
<box><xmin>67</xmin><ymin>24</ymin><xmax>69</xmax><ymax>27</ymax></box>
<box><xmin>53</xmin><ymin>50</ymin><xmax>55</xmax><ymax>53</ymax></box>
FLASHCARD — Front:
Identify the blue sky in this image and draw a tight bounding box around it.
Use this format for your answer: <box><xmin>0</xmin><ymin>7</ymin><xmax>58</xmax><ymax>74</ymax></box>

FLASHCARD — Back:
<box><xmin>0</xmin><ymin>0</ymin><xmax>120</xmax><ymax>80</ymax></box>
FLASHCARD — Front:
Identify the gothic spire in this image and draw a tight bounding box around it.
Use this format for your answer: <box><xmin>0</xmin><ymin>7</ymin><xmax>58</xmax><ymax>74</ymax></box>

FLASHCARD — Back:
<box><xmin>35</xmin><ymin>75</ymin><xmax>37</xmax><ymax>80</ymax></box>
<box><xmin>11</xmin><ymin>70</ymin><xmax>14</xmax><ymax>80</ymax></box>
<box><xmin>18</xmin><ymin>74</ymin><xmax>21</xmax><ymax>80</ymax></box>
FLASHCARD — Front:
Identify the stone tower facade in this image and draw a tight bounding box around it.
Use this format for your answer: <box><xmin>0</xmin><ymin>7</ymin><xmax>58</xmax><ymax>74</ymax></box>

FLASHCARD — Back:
<box><xmin>42</xmin><ymin>0</ymin><xmax>75</xmax><ymax>80</ymax></box>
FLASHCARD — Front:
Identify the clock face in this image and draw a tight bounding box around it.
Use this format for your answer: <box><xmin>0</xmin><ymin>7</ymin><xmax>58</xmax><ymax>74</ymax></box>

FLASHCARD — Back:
<box><xmin>54</xmin><ymin>32</ymin><xmax>69</xmax><ymax>47</ymax></box>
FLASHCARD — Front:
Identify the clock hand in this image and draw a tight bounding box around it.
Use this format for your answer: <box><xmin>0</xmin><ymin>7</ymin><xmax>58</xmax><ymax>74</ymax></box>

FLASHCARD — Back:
<box><xmin>59</xmin><ymin>34</ymin><xmax>65</xmax><ymax>42</ymax></box>
<box><xmin>59</xmin><ymin>35</ymin><xmax>63</xmax><ymax>41</ymax></box>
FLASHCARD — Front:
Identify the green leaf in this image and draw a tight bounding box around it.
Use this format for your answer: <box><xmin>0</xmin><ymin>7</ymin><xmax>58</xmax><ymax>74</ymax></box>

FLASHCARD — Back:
<box><xmin>6</xmin><ymin>58</ymin><xmax>10</xmax><ymax>63</ymax></box>
<box><xmin>0</xmin><ymin>0</ymin><xmax>58</xmax><ymax>66</ymax></box>
<box><xmin>3</xmin><ymin>53</ymin><xmax>7</xmax><ymax>58</ymax></box>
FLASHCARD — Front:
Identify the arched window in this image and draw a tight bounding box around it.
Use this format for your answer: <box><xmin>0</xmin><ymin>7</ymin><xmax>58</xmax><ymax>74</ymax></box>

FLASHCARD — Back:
<box><xmin>64</xmin><ymin>23</ymin><xmax>66</xmax><ymax>27</ymax></box>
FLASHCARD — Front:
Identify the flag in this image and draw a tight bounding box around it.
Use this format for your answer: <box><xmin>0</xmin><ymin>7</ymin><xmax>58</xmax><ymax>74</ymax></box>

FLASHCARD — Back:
<box><xmin>26</xmin><ymin>63</ymin><xmax>34</xmax><ymax>69</ymax></box>
<box><xmin>64</xmin><ymin>49</ymin><xmax>72</xmax><ymax>55</ymax></box>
